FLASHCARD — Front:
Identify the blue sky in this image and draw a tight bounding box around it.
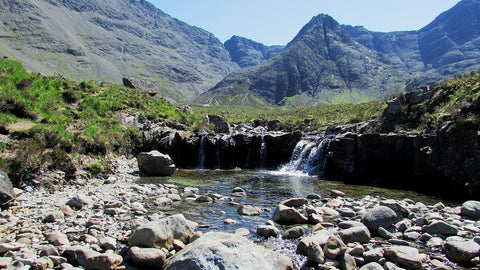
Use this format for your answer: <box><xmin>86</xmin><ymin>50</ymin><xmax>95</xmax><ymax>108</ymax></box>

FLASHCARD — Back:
<box><xmin>150</xmin><ymin>0</ymin><xmax>461</xmax><ymax>46</ymax></box>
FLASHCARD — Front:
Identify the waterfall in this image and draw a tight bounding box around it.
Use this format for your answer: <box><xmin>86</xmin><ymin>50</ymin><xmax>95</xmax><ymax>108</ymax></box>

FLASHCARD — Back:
<box><xmin>215</xmin><ymin>136</ymin><xmax>221</xmax><ymax>169</ymax></box>
<box><xmin>278</xmin><ymin>135</ymin><xmax>332</xmax><ymax>175</ymax></box>
<box><xmin>259</xmin><ymin>134</ymin><xmax>267</xmax><ymax>167</ymax></box>
<box><xmin>198</xmin><ymin>135</ymin><xmax>206</xmax><ymax>169</ymax></box>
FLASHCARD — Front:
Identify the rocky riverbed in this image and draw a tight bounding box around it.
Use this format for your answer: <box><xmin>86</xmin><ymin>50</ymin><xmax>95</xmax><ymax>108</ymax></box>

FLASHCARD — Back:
<box><xmin>0</xmin><ymin>157</ymin><xmax>479</xmax><ymax>270</ymax></box>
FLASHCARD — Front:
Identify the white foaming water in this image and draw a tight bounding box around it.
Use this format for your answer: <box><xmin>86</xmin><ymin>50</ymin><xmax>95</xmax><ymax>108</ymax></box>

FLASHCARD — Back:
<box><xmin>197</xmin><ymin>135</ymin><xmax>206</xmax><ymax>169</ymax></box>
<box><xmin>277</xmin><ymin>135</ymin><xmax>332</xmax><ymax>176</ymax></box>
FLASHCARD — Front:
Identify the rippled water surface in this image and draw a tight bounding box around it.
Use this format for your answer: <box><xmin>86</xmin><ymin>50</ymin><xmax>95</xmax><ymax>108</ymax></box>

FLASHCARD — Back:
<box><xmin>139</xmin><ymin>169</ymin><xmax>447</xmax><ymax>233</ymax></box>
<box><xmin>138</xmin><ymin>169</ymin><xmax>453</xmax><ymax>268</ymax></box>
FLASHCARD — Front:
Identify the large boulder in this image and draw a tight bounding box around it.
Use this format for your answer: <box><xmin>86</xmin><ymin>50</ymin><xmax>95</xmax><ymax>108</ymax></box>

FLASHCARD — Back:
<box><xmin>423</xmin><ymin>221</ymin><xmax>458</xmax><ymax>236</ymax></box>
<box><xmin>443</xmin><ymin>237</ymin><xmax>480</xmax><ymax>264</ymax></box>
<box><xmin>272</xmin><ymin>204</ymin><xmax>308</xmax><ymax>224</ymax></box>
<box><xmin>361</xmin><ymin>206</ymin><xmax>397</xmax><ymax>232</ymax></box>
<box><xmin>137</xmin><ymin>150</ymin><xmax>175</xmax><ymax>176</ymax></box>
<box><xmin>0</xmin><ymin>170</ymin><xmax>14</xmax><ymax>208</ymax></box>
<box><xmin>461</xmin><ymin>200</ymin><xmax>480</xmax><ymax>219</ymax></box>
<box><xmin>207</xmin><ymin>115</ymin><xmax>232</xmax><ymax>134</ymax></box>
<box><xmin>128</xmin><ymin>247</ymin><xmax>166</xmax><ymax>270</ymax></box>
<box><xmin>384</xmin><ymin>246</ymin><xmax>427</xmax><ymax>270</ymax></box>
<box><xmin>339</xmin><ymin>225</ymin><xmax>371</xmax><ymax>244</ymax></box>
<box><xmin>128</xmin><ymin>214</ymin><xmax>196</xmax><ymax>250</ymax></box>
<box><xmin>163</xmin><ymin>232</ymin><xmax>294</xmax><ymax>270</ymax></box>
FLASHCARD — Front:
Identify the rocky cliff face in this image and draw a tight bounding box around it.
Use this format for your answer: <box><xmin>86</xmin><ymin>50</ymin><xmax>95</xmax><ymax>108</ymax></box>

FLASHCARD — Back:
<box><xmin>345</xmin><ymin>0</ymin><xmax>480</xmax><ymax>90</ymax></box>
<box><xmin>0</xmin><ymin>0</ymin><xmax>238</xmax><ymax>102</ymax></box>
<box><xmin>201</xmin><ymin>15</ymin><xmax>411</xmax><ymax>105</ymax></box>
<box><xmin>202</xmin><ymin>0</ymin><xmax>480</xmax><ymax>105</ymax></box>
<box><xmin>224</xmin><ymin>35</ymin><xmax>284</xmax><ymax>68</ymax></box>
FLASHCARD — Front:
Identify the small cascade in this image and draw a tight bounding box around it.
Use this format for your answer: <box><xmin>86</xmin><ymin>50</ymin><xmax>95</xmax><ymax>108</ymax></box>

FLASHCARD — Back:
<box><xmin>198</xmin><ymin>135</ymin><xmax>206</xmax><ymax>169</ymax></box>
<box><xmin>259</xmin><ymin>134</ymin><xmax>267</xmax><ymax>167</ymax></box>
<box><xmin>278</xmin><ymin>135</ymin><xmax>332</xmax><ymax>175</ymax></box>
<box><xmin>215</xmin><ymin>135</ymin><xmax>221</xmax><ymax>169</ymax></box>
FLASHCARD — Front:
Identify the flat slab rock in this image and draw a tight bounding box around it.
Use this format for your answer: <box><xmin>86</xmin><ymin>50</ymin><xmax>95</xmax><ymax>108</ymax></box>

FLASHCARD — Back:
<box><xmin>163</xmin><ymin>232</ymin><xmax>294</xmax><ymax>270</ymax></box>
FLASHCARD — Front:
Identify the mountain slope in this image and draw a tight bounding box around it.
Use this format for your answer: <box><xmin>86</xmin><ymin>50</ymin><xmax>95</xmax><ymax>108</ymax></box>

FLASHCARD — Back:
<box><xmin>224</xmin><ymin>35</ymin><xmax>284</xmax><ymax>68</ymax></box>
<box><xmin>345</xmin><ymin>0</ymin><xmax>480</xmax><ymax>86</ymax></box>
<box><xmin>418</xmin><ymin>0</ymin><xmax>480</xmax><ymax>70</ymax></box>
<box><xmin>199</xmin><ymin>15</ymin><xmax>411</xmax><ymax>105</ymax></box>
<box><xmin>0</xmin><ymin>0</ymin><xmax>238</xmax><ymax>102</ymax></box>
<box><xmin>201</xmin><ymin>0</ymin><xmax>480</xmax><ymax>106</ymax></box>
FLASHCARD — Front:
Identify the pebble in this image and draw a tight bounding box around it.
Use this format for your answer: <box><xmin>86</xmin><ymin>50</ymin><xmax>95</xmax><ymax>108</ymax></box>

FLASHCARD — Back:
<box><xmin>0</xmin><ymin>158</ymin><xmax>479</xmax><ymax>270</ymax></box>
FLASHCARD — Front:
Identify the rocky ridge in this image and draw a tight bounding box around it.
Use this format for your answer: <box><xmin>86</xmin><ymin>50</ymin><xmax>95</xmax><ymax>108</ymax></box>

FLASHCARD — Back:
<box><xmin>200</xmin><ymin>14</ymin><xmax>411</xmax><ymax>106</ymax></box>
<box><xmin>0</xmin><ymin>0</ymin><xmax>238</xmax><ymax>102</ymax></box>
<box><xmin>201</xmin><ymin>0</ymin><xmax>480</xmax><ymax>105</ymax></box>
<box><xmin>224</xmin><ymin>35</ymin><xmax>284</xmax><ymax>68</ymax></box>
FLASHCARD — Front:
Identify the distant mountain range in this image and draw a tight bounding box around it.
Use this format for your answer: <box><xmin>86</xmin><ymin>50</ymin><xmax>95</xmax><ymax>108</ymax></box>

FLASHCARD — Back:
<box><xmin>201</xmin><ymin>0</ymin><xmax>480</xmax><ymax>105</ymax></box>
<box><xmin>1</xmin><ymin>0</ymin><xmax>480</xmax><ymax>105</ymax></box>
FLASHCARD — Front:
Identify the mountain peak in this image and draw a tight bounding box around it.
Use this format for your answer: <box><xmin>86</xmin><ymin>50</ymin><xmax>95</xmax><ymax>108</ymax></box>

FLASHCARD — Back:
<box><xmin>224</xmin><ymin>35</ymin><xmax>284</xmax><ymax>68</ymax></box>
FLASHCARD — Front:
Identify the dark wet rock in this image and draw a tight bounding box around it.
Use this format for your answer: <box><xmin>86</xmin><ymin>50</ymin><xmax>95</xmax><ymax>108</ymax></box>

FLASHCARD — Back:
<box><xmin>195</xmin><ymin>195</ymin><xmax>213</xmax><ymax>203</ymax></box>
<box><xmin>361</xmin><ymin>206</ymin><xmax>397</xmax><ymax>232</ymax></box>
<box><xmin>163</xmin><ymin>232</ymin><xmax>294</xmax><ymax>270</ymax></box>
<box><xmin>443</xmin><ymin>237</ymin><xmax>480</xmax><ymax>264</ymax></box>
<box><xmin>280</xmin><ymin>198</ymin><xmax>308</xmax><ymax>208</ymax></box>
<box><xmin>0</xmin><ymin>170</ymin><xmax>14</xmax><ymax>208</ymax></box>
<box><xmin>237</xmin><ymin>205</ymin><xmax>262</xmax><ymax>216</ymax></box>
<box><xmin>273</xmin><ymin>204</ymin><xmax>309</xmax><ymax>224</ymax></box>
<box><xmin>282</xmin><ymin>226</ymin><xmax>305</xmax><ymax>239</ymax></box>
<box><xmin>206</xmin><ymin>115</ymin><xmax>232</xmax><ymax>134</ymax></box>
<box><xmin>66</xmin><ymin>194</ymin><xmax>92</xmax><ymax>209</ymax></box>
<box><xmin>257</xmin><ymin>225</ymin><xmax>280</xmax><ymax>238</ymax></box>
<box><xmin>137</xmin><ymin>150</ymin><xmax>175</xmax><ymax>176</ymax></box>
<box><xmin>461</xmin><ymin>200</ymin><xmax>480</xmax><ymax>219</ymax></box>
<box><xmin>423</xmin><ymin>221</ymin><xmax>458</xmax><ymax>236</ymax></box>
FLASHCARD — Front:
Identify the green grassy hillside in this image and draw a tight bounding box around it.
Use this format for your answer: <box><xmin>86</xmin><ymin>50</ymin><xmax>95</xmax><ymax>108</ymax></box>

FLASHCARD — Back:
<box><xmin>0</xmin><ymin>58</ymin><xmax>201</xmax><ymax>184</ymax></box>
<box><xmin>0</xmin><ymin>58</ymin><xmax>389</xmax><ymax>186</ymax></box>
<box><xmin>379</xmin><ymin>71</ymin><xmax>480</xmax><ymax>132</ymax></box>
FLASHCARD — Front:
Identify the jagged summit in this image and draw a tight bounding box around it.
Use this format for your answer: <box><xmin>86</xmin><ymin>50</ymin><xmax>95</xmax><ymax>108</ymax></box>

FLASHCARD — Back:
<box><xmin>200</xmin><ymin>13</ymin><xmax>410</xmax><ymax>105</ymax></box>
<box><xmin>224</xmin><ymin>35</ymin><xmax>284</xmax><ymax>68</ymax></box>
<box><xmin>200</xmin><ymin>0</ymin><xmax>480</xmax><ymax>106</ymax></box>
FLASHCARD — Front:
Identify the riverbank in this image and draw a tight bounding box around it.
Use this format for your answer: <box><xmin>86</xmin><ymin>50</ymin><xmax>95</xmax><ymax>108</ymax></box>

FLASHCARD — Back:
<box><xmin>1</xmin><ymin>156</ymin><xmax>479</xmax><ymax>269</ymax></box>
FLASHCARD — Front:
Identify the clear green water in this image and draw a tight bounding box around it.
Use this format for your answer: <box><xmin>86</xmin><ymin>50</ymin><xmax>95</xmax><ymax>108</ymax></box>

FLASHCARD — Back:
<box><xmin>139</xmin><ymin>169</ymin><xmax>448</xmax><ymax>233</ymax></box>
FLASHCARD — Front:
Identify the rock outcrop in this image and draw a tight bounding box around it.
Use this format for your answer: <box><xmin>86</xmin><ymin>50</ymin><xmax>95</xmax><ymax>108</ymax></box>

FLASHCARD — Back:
<box><xmin>136</xmin><ymin>150</ymin><xmax>175</xmax><ymax>176</ymax></box>
<box><xmin>137</xmin><ymin>126</ymin><xmax>302</xmax><ymax>170</ymax></box>
<box><xmin>323</xmin><ymin>130</ymin><xmax>480</xmax><ymax>200</ymax></box>
<box><xmin>224</xmin><ymin>35</ymin><xmax>284</xmax><ymax>68</ymax></box>
<box><xmin>0</xmin><ymin>170</ymin><xmax>14</xmax><ymax>209</ymax></box>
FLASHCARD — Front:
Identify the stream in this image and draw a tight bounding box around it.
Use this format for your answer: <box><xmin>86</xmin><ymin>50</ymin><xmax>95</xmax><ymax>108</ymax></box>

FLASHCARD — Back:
<box><xmin>138</xmin><ymin>169</ymin><xmax>447</xmax><ymax>234</ymax></box>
